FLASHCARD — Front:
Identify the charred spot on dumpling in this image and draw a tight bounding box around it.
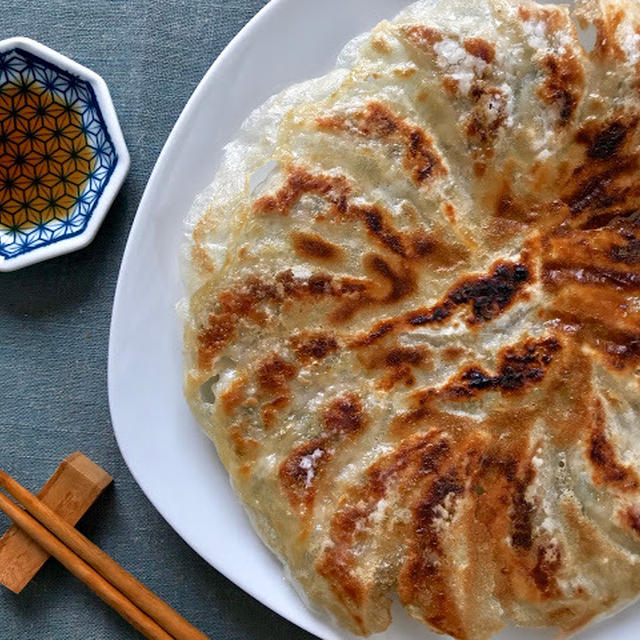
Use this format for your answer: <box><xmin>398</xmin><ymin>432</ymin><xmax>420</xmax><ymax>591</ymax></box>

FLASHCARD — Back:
<box><xmin>442</xmin><ymin>346</ymin><xmax>467</xmax><ymax>363</ymax></box>
<box><xmin>229</xmin><ymin>424</ymin><xmax>260</xmax><ymax>461</ymax></box>
<box><xmin>608</xmin><ymin>237</ymin><xmax>640</xmax><ymax>264</ymax></box>
<box><xmin>442</xmin><ymin>337</ymin><xmax>561</xmax><ymax>399</ymax></box>
<box><xmin>563</xmin><ymin>116</ymin><xmax>640</xmax><ymax>222</ymax></box>
<box><xmin>565</xmin><ymin>157</ymin><xmax>639</xmax><ymax>220</ymax></box>
<box><xmin>197</xmin><ymin>313</ymin><xmax>236</xmax><ymax>369</ymax></box>
<box><xmin>385</xmin><ymin>346</ymin><xmax>427</xmax><ymax>367</ymax></box>
<box><xmin>324</xmin><ymin>394</ymin><xmax>366</xmax><ymax>437</ymax></box>
<box><xmin>531</xmin><ymin>541</ymin><xmax>562</xmax><ymax>596</ymax></box>
<box><xmin>588</xmin><ymin>121</ymin><xmax>632</xmax><ymax>160</ymax></box>
<box><xmin>279</xmin><ymin>438</ymin><xmax>328</xmax><ymax>509</ymax></box>
<box><xmin>349</xmin><ymin>320</ymin><xmax>396</xmax><ymax>348</ymax></box>
<box><xmin>316</xmin><ymin>502</ymin><xmax>370</xmax><ymax>632</ymax></box>
<box><xmin>317</xmin><ymin>102</ymin><xmax>446</xmax><ymax>186</ymax></box>
<box><xmin>279</xmin><ymin>394</ymin><xmax>366</xmax><ymax>514</ymax></box>
<box><xmin>352</xmin><ymin>204</ymin><xmax>466</xmax><ymax>267</ymax></box>
<box><xmin>409</xmin><ymin>229</ymin><xmax>436</xmax><ymax>257</ymax></box>
<box><xmin>350</xmin><ymin>260</ymin><xmax>530</xmax><ymax>349</ymax></box>
<box><xmin>518</xmin><ymin>5</ymin><xmax>585</xmax><ymax>125</ymax></box>
<box><xmin>307</xmin><ymin>273</ymin><xmax>333</xmax><ymax>296</ymax></box>
<box><xmin>354</xmin><ymin>204</ymin><xmax>408</xmax><ymax>257</ymax></box>
<box><xmin>539</xmin><ymin>51</ymin><xmax>584</xmax><ymax>126</ymax></box>
<box><xmin>592</xmin><ymin>10</ymin><xmax>626</xmax><ymax>62</ymax></box>
<box><xmin>407</xmin><ymin>127</ymin><xmax>445</xmax><ymax>183</ymax></box>
<box><xmin>291</xmin><ymin>332</ymin><xmax>339</xmax><ymax>362</ymax></box>
<box><xmin>576</xmin><ymin>115</ymin><xmax>639</xmax><ymax>160</ymax></box>
<box><xmin>400</xmin><ymin>25</ymin><xmax>444</xmax><ymax>51</ymax></box>
<box><xmin>509</xmin><ymin>465</ymin><xmax>537</xmax><ymax>550</ymax></box>
<box><xmin>588</xmin><ymin>399</ymin><xmax>639</xmax><ymax>492</ymax></box>
<box><xmin>494</xmin><ymin>181</ymin><xmax>529</xmax><ymax>222</ymax></box>
<box><xmin>463</xmin><ymin>37</ymin><xmax>496</xmax><ymax>63</ymax></box>
<box><xmin>621</xmin><ymin>505</ymin><xmax>640</xmax><ymax>537</ymax></box>
<box><xmin>319</xmin><ymin>433</ymin><xmax>454</xmax><ymax>628</ymax></box>
<box><xmin>412</xmin><ymin>471</ymin><xmax>465</xmax><ymax>549</ymax></box>
<box><xmin>466</xmin><ymin>83</ymin><xmax>508</xmax><ymax>147</ymax></box>
<box><xmin>218</xmin><ymin>277</ymin><xmax>278</xmax><ymax>315</ymax></box>
<box><xmin>359</xmin><ymin>343</ymin><xmax>432</xmax><ymax>390</ymax></box>
<box><xmin>291</xmin><ymin>231</ymin><xmax>344</xmax><ymax>261</ymax></box>
<box><xmin>447</xmin><ymin>261</ymin><xmax>530</xmax><ymax>324</ymax></box>
<box><xmin>404</xmin><ymin>468</ymin><xmax>468</xmax><ymax>625</ymax></box>
<box><xmin>363</xmin><ymin>253</ymin><xmax>417</xmax><ymax>302</ymax></box>
<box><xmin>254</xmin><ymin>166</ymin><xmax>351</xmax><ymax>216</ymax></box>
<box><xmin>543</xmin><ymin>263</ymin><xmax>640</xmax><ymax>290</ymax></box>
<box><xmin>398</xmin><ymin>439</ymin><xmax>487</xmax><ymax>639</ymax></box>
<box><xmin>256</xmin><ymin>354</ymin><xmax>297</xmax><ymax>394</ymax></box>
<box><xmin>261</xmin><ymin>396</ymin><xmax>290</xmax><ymax>430</ymax></box>
<box><xmin>220</xmin><ymin>375</ymin><xmax>247</xmax><ymax>414</ymax></box>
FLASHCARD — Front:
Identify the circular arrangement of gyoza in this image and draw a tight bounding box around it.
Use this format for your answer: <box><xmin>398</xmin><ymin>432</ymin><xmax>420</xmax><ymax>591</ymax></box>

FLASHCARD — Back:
<box><xmin>181</xmin><ymin>1</ymin><xmax>640</xmax><ymax>638</ymax></box>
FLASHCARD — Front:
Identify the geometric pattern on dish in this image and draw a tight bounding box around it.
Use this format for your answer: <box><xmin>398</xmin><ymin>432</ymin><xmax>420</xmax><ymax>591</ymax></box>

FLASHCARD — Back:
<box><xmin>0</xmin><ymin>47</ymin><xmax>117</xmax><ymax>260</ymax></box>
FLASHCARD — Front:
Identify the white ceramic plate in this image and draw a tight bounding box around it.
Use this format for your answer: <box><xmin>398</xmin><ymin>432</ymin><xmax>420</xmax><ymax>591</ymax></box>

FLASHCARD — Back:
<box><xmin>108</xmin><ymin>1</ymin><xmax>639</xmax><ymax>638</ymax></box>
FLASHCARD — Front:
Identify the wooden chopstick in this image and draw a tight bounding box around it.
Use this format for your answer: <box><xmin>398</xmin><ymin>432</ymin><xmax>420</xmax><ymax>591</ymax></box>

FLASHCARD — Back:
<box><xmin>0</xmin><ymin>488</ymin><xmax>174</xmax><ymax>640</ymax></box>
<box><xmin>0</xmin><ymin>469</ymin><xmax>209</xmax><ymax>640</ymax></box>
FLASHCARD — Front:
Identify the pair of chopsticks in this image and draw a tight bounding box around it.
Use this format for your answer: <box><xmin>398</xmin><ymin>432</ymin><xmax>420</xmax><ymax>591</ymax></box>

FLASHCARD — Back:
<box><xmin>0</xmin><ymin>469</ymin><xmax>209</xmax><ymax>640</ymax></box>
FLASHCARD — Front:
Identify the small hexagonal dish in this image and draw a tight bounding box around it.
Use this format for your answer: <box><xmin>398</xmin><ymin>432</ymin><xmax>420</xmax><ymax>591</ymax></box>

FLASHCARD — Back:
<box><xmin>0</xmin><ymin>37</ymin><xmax>129</xmax><ymax>272</ymax></box>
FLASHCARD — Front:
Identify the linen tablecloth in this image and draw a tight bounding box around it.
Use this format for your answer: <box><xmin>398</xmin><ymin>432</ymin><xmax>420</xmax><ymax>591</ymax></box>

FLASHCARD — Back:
<box><xmin>0</xmin><ymin>1</ymin><xmax>315</xmax><ymax>638</ymax></box>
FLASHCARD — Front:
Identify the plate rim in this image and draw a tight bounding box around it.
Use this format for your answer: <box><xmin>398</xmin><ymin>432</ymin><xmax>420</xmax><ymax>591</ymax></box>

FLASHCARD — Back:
<box><xmin>106</xmin><ymin>0</ymin><xmax>326</xmax><ymax>633</ymax></box>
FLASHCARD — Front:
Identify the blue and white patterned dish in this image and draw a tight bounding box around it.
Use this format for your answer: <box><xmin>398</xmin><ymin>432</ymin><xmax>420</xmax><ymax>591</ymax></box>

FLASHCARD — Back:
<box><xmin>0</xmin><ymin>37</ymin><xmax>129</xmax><ymax>272</ymax></box>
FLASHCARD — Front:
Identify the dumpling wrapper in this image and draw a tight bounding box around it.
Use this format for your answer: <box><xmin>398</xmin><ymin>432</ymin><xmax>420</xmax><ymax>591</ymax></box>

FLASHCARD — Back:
<box><xmin>182</xmin><ymin>0</ymin><xmax>640</xmax><ymax>638</ymax></box>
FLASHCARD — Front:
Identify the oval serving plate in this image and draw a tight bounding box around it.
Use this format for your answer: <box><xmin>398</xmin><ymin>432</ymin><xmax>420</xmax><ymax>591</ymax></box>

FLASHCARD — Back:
<box><xmin>108</xmin><ymin>1</ymin><xmax>639</xmax><ymax>638</ymax></box>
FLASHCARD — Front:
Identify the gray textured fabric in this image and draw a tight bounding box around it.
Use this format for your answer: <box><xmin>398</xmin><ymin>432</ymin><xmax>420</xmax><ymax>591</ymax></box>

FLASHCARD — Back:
<box><xmin>0</xmin><ymin>2</ymin><xmax>315</xmax><ymax>638</ymax></box>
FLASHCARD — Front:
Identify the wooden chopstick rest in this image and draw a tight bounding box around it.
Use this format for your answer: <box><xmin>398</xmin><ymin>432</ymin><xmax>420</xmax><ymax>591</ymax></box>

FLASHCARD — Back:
<box><xmin>0</xmin><ymin>488</ymin><xmax>174</xmax><ymax>640</ymax></box>
<box><xmin>0</xmin><ymin>459</ymin><xmax>210</xmax><ymax>640</ymax></box>
<box><xmin>0</xmin><ymin>452</ymin><xmax>112</xmax><ymax>593</ymax></box>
